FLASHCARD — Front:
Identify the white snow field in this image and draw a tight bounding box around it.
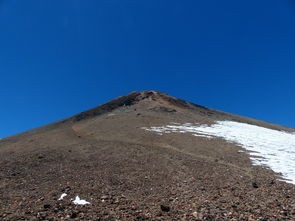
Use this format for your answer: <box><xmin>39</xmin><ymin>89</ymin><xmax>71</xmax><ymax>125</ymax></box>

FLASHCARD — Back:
<box><xmin>142</xmin><ymin>121</ymin><xmax>295</xmax><ymax>184</ymax></box>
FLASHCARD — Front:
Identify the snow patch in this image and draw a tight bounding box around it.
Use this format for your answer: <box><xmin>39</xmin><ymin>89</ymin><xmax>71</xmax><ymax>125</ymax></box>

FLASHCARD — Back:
<box><xmin>72</xmin><ymin>196</ymin><xmax>90</xmax><ymax>205</ymax></box>
<box><xmin>142</xmin><ymin>121</ymin><xmax>295</xmax><ymax>184</ymax></box>
<box><xmin>58</xmin><ymin>193</ymin><xmax>67</xmax><ymax>201</ymax></box>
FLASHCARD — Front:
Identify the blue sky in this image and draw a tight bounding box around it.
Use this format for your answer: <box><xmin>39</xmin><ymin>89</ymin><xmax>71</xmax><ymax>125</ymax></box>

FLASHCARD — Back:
<box><xmin>0</xmin><ymin>0</ymin><xmax>295</xmax><ymax>138</ymax></box>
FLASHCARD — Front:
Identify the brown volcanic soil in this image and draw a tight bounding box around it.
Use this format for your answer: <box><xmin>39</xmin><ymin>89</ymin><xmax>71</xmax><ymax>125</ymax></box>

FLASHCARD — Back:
<box><xmin>1</xmin><ymin>91</ymin><xmax>295</xmax><ymax>220</ymax></box>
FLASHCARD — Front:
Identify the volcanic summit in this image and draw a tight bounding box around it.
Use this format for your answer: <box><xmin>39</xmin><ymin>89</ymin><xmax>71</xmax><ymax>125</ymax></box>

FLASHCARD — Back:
<box><xmin>1</xmin><ymin>91</ymin><xmax>295</xmax><ymax>220</ymax></box>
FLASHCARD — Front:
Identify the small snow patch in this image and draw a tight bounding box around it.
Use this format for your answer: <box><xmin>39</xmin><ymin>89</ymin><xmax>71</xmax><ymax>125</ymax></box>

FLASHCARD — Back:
<box><xmin>72</xmin><ymin>196</ymin><xmax>90</xmax><ymax>205</ymax></box>
<box><xmin>58</xmin><ymin>193</ymin><xmax>67</xmax><ymax>201</ymax></box>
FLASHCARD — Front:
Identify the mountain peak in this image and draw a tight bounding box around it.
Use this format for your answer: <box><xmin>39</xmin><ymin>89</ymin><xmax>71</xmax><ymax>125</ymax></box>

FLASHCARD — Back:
<box><xmin>3</xmin><ymin>90</ymin><xmax>295</xmax><ymax>220</ymax></box>
<box><xmin>69</xmin><ymin>90</ymin><xmax>207</xmax><ymax>122</ymax></box>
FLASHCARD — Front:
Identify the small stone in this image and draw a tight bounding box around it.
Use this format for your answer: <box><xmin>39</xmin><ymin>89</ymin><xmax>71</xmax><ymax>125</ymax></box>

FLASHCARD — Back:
<box><xmin>101</xmin><ymin>195</ymin><xmax>108</xmax><ymax>200</ymax></box>
<box><xmin>107</xmin><ymin>215</ymin><xmax>116</xmax><ymax>221</ymax></box>
<box><xmin>79</xmin><ymin>212</ymin><xmax>85</xmax><ymax>218</ymax></box>
<box><xmin>70</xmin><ymin>212</ymin><xmax>78</xmax><ymax>219</ymax></box>
<box><xmin>37</xmin><ymin>197</ymin><xmax>45</xmax><ymax>202</ymax></box>
<box><xmin>136</xmin><ymin>215</ymin><xmax>147</xmax><ymax>221</ymax></box>
<box><xmin>43</xmin><ymin>204</ymin><xmax>51</xmax><ymax>209</ymax></box>
<box><xmin>54</xmin><ymin>205</ymin><xmax>65</xmax><ymax>212</ymax></box>
<box><xmin>160</xmin><ymin>205</ymin><xmax>170</xmax><ymax>212</ymax></box>
<box><xmin>113</xmin><ymin>198</ymin><xmax>119</xmax><ymax>204</ymax></box>
<box><xmin>252</xmin><ymin>182</ymin><xmax>259</xmax><ymax>188</ymax></box>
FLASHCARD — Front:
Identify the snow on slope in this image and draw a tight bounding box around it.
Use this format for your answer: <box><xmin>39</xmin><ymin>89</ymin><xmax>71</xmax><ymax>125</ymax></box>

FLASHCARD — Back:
<box><xmin>58</xmin><ymin>193</ymin><xmax>67</xmax><ymax>201</ymax></box>
<box><xmin>72</xmin><ymin>196</ymin><xmax>90</xmax><ymax>205</ymax></box>
<box><xmin>142</xmin><ymin>121</ymin><xmax>295</xmax><ymax>184</ymax></box>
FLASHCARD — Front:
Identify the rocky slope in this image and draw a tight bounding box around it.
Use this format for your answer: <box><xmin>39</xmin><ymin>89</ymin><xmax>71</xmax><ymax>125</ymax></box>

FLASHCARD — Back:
<box><xmin>1</xmin><ymin>90</ymin><xmax>295</xmax><ymax>220</ymax></box>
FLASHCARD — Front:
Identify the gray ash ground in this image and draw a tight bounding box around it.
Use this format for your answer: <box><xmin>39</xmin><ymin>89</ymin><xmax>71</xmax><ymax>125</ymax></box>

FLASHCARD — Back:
<box><xmin>1</xmin><ymin>91</ymin><xmax>295</xmax><ymax>220</ymax></box>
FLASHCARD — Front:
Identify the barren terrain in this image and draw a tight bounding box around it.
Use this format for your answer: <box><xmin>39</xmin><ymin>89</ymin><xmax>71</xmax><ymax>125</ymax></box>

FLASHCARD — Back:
<box><xmin>1</xmin><ymin>91</ymin><xmax>295</xmax><ymax>220</ymax></box>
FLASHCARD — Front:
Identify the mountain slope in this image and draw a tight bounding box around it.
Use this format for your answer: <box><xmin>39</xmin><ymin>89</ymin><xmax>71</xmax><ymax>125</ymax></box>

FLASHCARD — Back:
<box><xmin>1</xmin><ymin>91</ymin><xmax>295</xmax><ymax>220</ymax></box>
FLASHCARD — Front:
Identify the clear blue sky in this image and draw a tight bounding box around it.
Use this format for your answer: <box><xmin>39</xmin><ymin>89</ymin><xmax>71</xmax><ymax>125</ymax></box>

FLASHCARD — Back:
<box><xmin>1</xmin><ymin>0</ymin><xmax>295</xmax><ymax>138</ymax></box>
